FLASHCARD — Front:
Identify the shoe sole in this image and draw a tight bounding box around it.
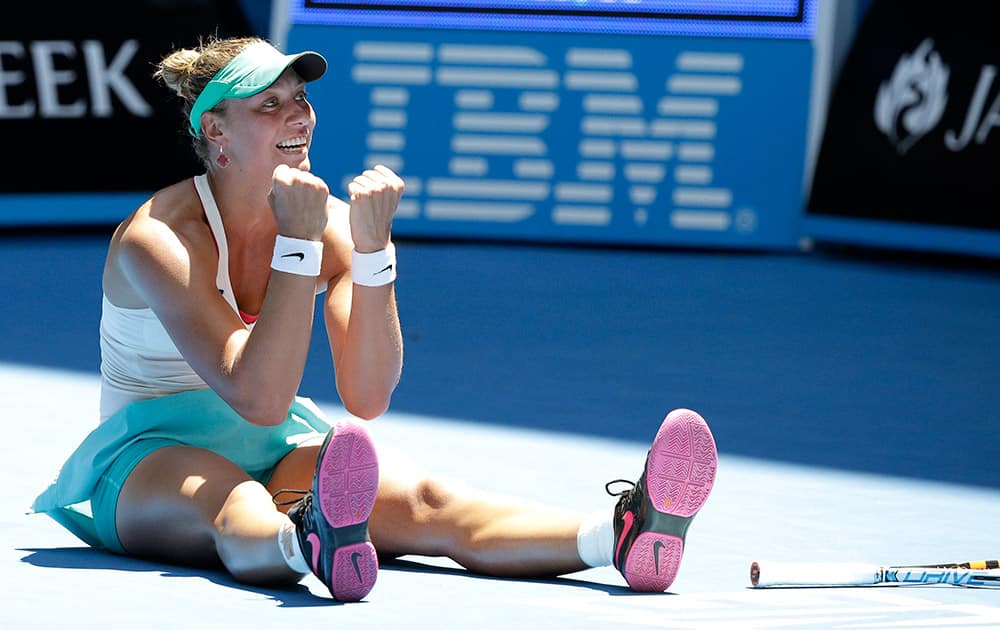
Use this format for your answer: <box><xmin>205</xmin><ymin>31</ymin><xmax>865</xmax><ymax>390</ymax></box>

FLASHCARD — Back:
<box><xmin>315</xmin><ymin>420</ymin><xmax>380</xmax><ymax>601</ymax></box>
<box><xmin>622</xmin><ymin>408</ymin><xmax>717</xmax><ymax>592</ymax></box>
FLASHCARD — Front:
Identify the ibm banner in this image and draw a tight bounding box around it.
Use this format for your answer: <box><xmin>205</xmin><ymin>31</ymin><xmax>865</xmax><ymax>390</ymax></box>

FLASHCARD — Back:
<box><xmin>288</xmin><ymin>1</ymin><xmax>818</xmax><ymax>249</ymax></box>
<box><xmin>806</xmin><ymin>0</ymin><xmax>1000</xmax><ymax>257</ymax></box>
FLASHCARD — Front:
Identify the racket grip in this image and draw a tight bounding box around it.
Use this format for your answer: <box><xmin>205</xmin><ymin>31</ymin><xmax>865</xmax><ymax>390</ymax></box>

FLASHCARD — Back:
<box><xmin>750</xmin><ymin>561</ymin><xmax>880</xmax><ymax>587</ymax></box>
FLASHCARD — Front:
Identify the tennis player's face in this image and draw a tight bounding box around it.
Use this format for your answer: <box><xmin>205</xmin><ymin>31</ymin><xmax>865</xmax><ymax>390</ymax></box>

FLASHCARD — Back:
<box><xmin>226</xmin><ymin>69</ymin><xmax>317</xmax><ymax>175</ymax></box>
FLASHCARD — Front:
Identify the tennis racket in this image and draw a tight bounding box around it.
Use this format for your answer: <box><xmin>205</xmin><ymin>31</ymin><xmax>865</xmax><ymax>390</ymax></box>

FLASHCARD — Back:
<box><xmin>750</xmin><ymin>559</ymin><xmax>1000</xmax><ymax>588</ymax></box>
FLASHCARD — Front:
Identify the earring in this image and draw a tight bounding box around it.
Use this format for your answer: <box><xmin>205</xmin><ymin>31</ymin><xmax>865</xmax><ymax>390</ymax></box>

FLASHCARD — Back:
<box><xmin>216</xmin><ymin>147</ymin><xmax>230</xmax><ymax>168</ymax></box>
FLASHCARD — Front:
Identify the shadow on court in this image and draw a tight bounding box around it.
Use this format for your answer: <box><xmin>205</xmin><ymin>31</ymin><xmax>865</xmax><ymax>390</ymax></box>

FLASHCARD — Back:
<box><xmin>18</xmin><ymin>547</ymin><xmax>335</xmax><ymax>608</ymax></box>
<box><xmin>380</xmin><ymin>557</ymin><xmax>633</xmax><ymax>596</ymax></box>
<box><xmin>19</xmin><ymin>547</ymin><xmax>634</xmax><ymax>601</ymax></box>
<box><xmin>2</xmin><ymin>228</ymin><xmax>999</xmax><ymax>489</ymax></box>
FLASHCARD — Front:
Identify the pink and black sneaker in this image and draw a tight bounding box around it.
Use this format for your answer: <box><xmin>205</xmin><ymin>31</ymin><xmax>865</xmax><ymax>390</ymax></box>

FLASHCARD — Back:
<box><xmin>279</xmin><ymin>420</ymin><xmax>380</xmax><ymax>601</ymax></box>
<box><xmin>608</xmin><ymin>408</ymin><xmax>717</xmax><ymax>592</ymax></box>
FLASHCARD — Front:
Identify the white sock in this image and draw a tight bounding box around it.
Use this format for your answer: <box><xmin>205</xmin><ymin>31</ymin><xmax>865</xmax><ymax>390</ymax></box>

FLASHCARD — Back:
<box><xmin>576</xmin><ymin>511</ymin><xmax>615</xmax><ymax>567</ymax></box>
<box><xmin>278</xmin><ymin>520</ymin><xmax>310</xmax><ymax>574</ymax></box>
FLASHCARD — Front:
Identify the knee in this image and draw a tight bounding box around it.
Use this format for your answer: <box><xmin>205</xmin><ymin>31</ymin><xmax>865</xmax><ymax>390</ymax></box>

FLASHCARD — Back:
<box><xmin>213</xmin><ymin>483</ymin><xmax>300</xmax><ymax>585</ymax></box>
<box><xmin>411</xmin><ymin>476</ymin><xmax>458</xmax><ymax>519</ymax></box>
<box><xmin>409</xmin><ymin>477</ymin><xmax>494</xmax><ymax>561</ymax></box>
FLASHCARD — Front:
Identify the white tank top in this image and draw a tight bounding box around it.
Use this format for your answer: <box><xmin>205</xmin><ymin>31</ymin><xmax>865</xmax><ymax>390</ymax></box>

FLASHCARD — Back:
<box><xmin>98</xmin><ymin>174</ymin><xmax>250</xmax><ymax>421</ymax></box>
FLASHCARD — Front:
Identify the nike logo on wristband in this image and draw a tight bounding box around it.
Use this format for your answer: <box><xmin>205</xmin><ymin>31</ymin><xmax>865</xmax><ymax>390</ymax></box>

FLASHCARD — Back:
<box><xmin>281</xmin><ymin>252</ymin><xmax>305</xmax><ymax>261</ymax></box>
<box><xmin>374</xmin><ymin>264</ymin><xmax>393</xmax><ymax>275</ymax></box>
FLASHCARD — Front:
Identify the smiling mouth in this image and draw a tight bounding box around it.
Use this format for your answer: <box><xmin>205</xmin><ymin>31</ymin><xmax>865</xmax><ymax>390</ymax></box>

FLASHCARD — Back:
<box><xmin>276</xmin><ymin>135</ymin><xmax>309</xmax><ymax>153</ymax></box>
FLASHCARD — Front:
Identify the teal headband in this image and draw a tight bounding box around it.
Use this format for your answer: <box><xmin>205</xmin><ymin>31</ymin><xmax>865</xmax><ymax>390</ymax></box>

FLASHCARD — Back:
<box><xmin>188</xmin><ymin>41</ymin><xmax>327</xmax><ymax>136</ymax></box>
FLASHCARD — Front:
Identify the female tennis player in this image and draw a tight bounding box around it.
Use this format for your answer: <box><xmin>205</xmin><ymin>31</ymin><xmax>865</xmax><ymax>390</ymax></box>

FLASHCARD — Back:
<box><xmin>32</xmin><ymin>35</ymin><xmax>718</xmax><ymax>601</ymax></box>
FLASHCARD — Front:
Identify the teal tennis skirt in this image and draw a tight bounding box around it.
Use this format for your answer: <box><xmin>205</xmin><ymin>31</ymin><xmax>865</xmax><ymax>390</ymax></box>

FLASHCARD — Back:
<box><xmin>31</xmin><ymin>388</ymin><xmax>332</xmax><ymax>553</ymax></box>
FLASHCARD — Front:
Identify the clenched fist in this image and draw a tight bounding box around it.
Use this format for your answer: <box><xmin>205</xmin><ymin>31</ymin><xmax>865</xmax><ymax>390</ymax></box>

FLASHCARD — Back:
<box><xmin>268</xmin><ymin>164</ymin><xmax>330</xmax><ymax>241</ymax></box>
<box><xmin>348</xmin><ymin>164</ymin><xmax>404</xmax><ymax>253</ymax></box>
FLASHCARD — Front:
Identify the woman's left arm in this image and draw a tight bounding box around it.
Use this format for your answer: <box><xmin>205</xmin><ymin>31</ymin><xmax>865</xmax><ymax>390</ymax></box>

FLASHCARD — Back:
<box><xmin>323</xmin><ymin>165</ymin><xmax>405</xmax><ymax>419</ymax></box>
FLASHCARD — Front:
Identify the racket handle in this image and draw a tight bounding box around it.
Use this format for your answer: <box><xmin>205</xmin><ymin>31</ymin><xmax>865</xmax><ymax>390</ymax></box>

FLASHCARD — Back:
<box><xmin>750</xmin><ymin>561</ymin><xmax>880</xmax><ymax>587</ymax></box>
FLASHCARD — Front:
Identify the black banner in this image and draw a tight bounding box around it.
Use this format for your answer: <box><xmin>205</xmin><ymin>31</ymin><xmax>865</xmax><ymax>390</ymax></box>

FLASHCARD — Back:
<box><xmin>808</xmin><ymin>0</ymin><xmax>1000</xmax><ymax>232</ymax></box>
<box><xmin>0</xmin><ymin>1</ymin><xmax>257</xmax><ymax>193</ymax></box>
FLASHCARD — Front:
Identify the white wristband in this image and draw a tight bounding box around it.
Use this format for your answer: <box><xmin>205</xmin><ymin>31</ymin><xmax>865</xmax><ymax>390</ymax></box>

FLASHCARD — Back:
<box><xmin>352</xmin><ymin>242</ymin><xmax>397</xmax><ymax>287</ymax></box>
<box><xmin>271</xmin><ymin>235</ymin><xmax>323</xmax><ymax>277</ymax></box>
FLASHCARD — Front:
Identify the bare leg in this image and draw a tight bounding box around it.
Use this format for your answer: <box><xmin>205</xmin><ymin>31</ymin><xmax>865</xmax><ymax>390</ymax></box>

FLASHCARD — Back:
<box><xmin>119</xmin><ymin>437</ymin><xmax>589</xmax><ymax>583</ymax></box>
<box><xmin>368</xmin><ymin>446</ymin><xmax>588</xmax><ymax>578</ymax></box>
<box><xmin>116</xmin><ymin>445</ymin><xmax>303</xmax><ymax>585</ymax></box>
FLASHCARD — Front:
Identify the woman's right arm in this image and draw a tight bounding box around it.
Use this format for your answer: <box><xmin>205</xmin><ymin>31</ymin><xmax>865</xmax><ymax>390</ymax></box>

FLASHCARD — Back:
<box><xmin>111</xmin><ymin>169</ymin><xmax>329</xmax><ymax>425</ymax></box>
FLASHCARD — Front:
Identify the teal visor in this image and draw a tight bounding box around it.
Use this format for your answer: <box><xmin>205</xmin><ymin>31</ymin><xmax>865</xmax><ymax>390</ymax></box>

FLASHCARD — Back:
<box><xmin>188</xmin><ymin>41</ymin><xmax>327</xmax><ymax>136</ymax></box>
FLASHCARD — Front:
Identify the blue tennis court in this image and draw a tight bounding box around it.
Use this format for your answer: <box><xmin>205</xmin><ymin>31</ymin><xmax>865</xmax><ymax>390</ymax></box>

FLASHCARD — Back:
<box><xmin>4</xmin><ymin>232</ymin><xmax>999</xmax><ymax>628</ymax></box>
